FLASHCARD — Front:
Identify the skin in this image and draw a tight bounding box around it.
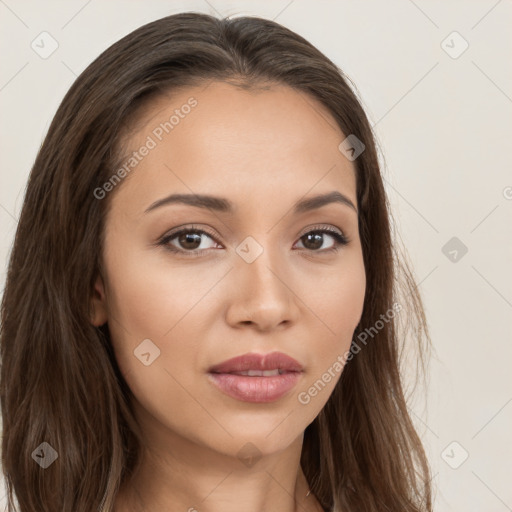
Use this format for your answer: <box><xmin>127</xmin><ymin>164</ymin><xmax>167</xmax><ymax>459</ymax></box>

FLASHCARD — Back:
<box><xmin>90</xmin><ymin>80</ymin><xmax>366</xmax><ymax>512</ymax></box>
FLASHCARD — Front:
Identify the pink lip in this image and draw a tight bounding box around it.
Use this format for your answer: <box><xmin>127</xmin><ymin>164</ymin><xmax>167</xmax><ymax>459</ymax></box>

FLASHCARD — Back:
<box><xmin>207</xmin><ymin>351</ymin><xmax>304</xmax><ymax>403</ymax></box>
<box><xmin>208</xmin><ymin>372</ymin><xmax>302</xmax><ymax>403</ymax></box>
<box><xmin>208</xmin><ymin>351</ymin><xmax>304</xmax><ymax>373</ymax></box>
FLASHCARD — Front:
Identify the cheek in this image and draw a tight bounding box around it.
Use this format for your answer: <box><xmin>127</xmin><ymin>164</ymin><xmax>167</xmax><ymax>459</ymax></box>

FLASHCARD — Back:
<box><xmin>302</xmin><ymin>252</ymin><xmax>366</xmax><ymax>341</ymax></box>
<box><xmin>102</xmin><ymin>251</ymin><xmax>213</xmax><ymax>431</ymax></box>
<box><xmin>325</xmin><ymin>276</ymin><xmax>365</xmax><ymax>333</ymax></box>
<box><xmin>101</xmin><ymin>247</ymin><xmax>177</xmax><ymax>373</ymax></box>
<box><xmin>103</xmin><ymin>245</ymin><xmax>225</xmax><ymax>381</ymax></box>
<box><xmin>299</xmin><ymin>253</ymin><xmax>365</xmax><ymax>393</ymax></box>
<box><xmin>105</xmin><ymin>248</ymin><xmax>200</xmax><ymax>336</ymax></box>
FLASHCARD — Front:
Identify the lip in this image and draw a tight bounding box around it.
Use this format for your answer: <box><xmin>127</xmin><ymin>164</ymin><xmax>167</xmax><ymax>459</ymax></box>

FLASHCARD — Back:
<box><xmin>208</xmin><ymin>351</ymin><xmax>304</xmax><ymax>374</ymax></box>
<box><xmin>208</xmin><ymin>372</ymin><xmax>302</xmax><ymax>403</ymax></box>
<box><xmin>207</xmin><ymin>351</ymin><xmax>304</xmax><ymax>403</ymax></box>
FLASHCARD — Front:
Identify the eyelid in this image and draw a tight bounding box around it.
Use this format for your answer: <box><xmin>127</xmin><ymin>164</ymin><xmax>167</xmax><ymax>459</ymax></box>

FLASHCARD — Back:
<box><xmin>297</xmin><ymin>224</ymin><xmax>345</xmax><ymax>239</ymax></box>
<box><xmin>160</xmin><ymin>223</ymin><xmax>346</xmax><ymax>243</ymax></box>
<box><xmin>160</xmin><ymin>223</ymin><xmax>218</xmax><ymax>241</ymax></box>
<box><xmin>157</xmin><ymin>222</ymin><xmax>350</xmax><ymax>256</ymax></box>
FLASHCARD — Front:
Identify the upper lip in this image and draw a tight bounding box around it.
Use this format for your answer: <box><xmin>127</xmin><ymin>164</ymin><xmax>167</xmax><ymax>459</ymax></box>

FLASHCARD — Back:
<box><xmin>208</xmin><ymin>351</ymin><xmax>304</xmax><ymax>374</ymax></box>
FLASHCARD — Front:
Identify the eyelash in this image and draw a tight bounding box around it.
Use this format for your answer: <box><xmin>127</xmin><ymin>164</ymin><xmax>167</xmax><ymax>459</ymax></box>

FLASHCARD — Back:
<box><xmin>156</xmin><ymin>224</ymin><xmax>350</xmax><ymax>258</ymax></box>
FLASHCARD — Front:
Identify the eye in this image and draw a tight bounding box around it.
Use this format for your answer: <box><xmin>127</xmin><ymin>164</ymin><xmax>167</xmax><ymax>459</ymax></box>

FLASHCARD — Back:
<box><xmin>294</xmin><ymin>226</ymin><xmax>349</xmax><ymax>254</ymax></box>
<box><xmin>157</xmin><ymin>225</ymin><xmax>219</xmax><ymax>258</ymax></box>
<box><xmin>156</xmin><ymin>224</ymin><xmax>349</xmax><ymax>257</ymax></box>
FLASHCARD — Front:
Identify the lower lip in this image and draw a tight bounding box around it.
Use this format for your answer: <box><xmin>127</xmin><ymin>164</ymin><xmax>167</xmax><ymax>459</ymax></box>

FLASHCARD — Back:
<box><xmin>208</xmin><ymin>371</ymin><xmax>302</xmax><ymax>403</ymax></box>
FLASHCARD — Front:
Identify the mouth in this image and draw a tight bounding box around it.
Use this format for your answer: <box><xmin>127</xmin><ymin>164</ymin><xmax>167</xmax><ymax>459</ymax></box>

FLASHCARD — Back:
<box><xmin>222</xmin><ymin>369</ymin><xmax>288</xmax><ymax>376</ymax></box>
<box><xmin>207</xmin><ymin>371</ymin><xmax>302</xmax><ymax>403</ymax></box>
<box><xmin>207</xmin><ymin>351</ymin><xmax>304</xmax><ymax>403</ymax></box>
<box><xmin>208</xmin><ymin>351</ymin><xmax>304</xmax><ymax>374</ymax></box>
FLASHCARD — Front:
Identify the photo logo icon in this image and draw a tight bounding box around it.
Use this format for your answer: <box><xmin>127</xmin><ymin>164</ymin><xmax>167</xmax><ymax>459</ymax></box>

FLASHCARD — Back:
<box><xmin>441</xmin><ymin>441</ymin><xmax>469</xmax><ymax>469</ymax></box>
<box><xmin>441</xmin><ymin>31</ymin><xmax>469</xmax><ymax>59</ymax></box>
<box><xmin>134</xmin><ymin>338</ymin><xmax>161</xmax><ymax>366</ymax></box>
<box><xmin>31</xmin><ymin>442</ymin><xmax>59</xmax><ymax>469</ymax></box>
<box><xmin>31</xmin><ymin>31</ymin><xmax>59</xmax><ymax>59</ymax></box>
<box><xmin>442</xmin><ymin>236</ymin><xmax>468</xmax><ymax>263</ymax></box>
<box><xmin>338</xmin><ymin>134</ymin><xmax>365</xmax><ymax>161</ymax></box>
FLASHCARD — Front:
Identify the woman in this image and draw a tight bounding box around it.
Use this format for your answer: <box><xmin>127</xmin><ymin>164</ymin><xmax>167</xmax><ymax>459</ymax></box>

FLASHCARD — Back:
<box><xmin>0</xmin><ymin>12</ymin><xmax>433</xmax><ymax>512</ymax></box>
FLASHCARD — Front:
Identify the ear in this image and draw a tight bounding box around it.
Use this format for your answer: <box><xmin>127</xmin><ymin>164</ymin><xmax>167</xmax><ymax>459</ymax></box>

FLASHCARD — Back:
<box><xmin>90</xmin><ymin>274</ymin><xmax>108</xmax><ymax>327</ymax></box>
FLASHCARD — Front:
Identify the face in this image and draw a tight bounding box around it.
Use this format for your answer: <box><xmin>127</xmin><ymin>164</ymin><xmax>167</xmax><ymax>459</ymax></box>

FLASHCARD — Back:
<box><xmin>91</xmin><ymin>80</ymin><xmax>366</xmax><ymax>460</ymax></box>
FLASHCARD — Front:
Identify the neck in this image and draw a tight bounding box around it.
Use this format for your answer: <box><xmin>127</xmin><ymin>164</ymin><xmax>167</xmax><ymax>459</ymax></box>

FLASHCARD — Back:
<box><xmin>113</xmin><ymin>404</ymin><xmax>323</xmax><ymax>512</ymax></box>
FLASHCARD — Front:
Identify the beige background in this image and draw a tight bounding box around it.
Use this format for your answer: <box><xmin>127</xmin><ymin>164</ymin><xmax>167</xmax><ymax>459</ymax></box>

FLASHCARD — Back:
<box><xmin>1</xmin><ymin>0</ymin><xmax>511</xmax><ymax>510</ymax></box>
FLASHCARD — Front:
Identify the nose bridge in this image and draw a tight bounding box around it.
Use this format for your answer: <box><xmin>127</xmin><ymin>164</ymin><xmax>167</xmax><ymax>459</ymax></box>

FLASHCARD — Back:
<box><xmin>237</xmin><ymin>235</ymin><xmax>287</xmax><ymax>298</ymax></box>
<box><xmin>228</xmin><ymin>232</ymin><xmax>298</xmax><ymax>329</ymax></box>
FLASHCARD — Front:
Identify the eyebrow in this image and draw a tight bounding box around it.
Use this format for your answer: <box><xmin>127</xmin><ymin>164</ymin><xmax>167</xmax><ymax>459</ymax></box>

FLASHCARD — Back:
<box><xmin>144</xmin><ymin>190</ymin><xmax>357</xmax><ymax>215</ymax></box>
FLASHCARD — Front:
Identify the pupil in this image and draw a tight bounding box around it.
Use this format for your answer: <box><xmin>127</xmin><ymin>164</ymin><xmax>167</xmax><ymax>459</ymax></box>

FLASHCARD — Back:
<box><xmin>304</xmin><ymin>233</ymin><xmax>322</xmax><ymax>250</ymax></box>
<box><xmin>180</xmin><ymin>232</ymin><xmax>201</xmax><ymax>249</ymax></box>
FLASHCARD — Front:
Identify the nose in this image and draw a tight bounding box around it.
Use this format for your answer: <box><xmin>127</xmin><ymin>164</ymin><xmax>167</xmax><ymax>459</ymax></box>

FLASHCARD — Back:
<box><xmin>225</xmin><ymin>245</ymin><xmax>300</xmax><ymax>332</ymax></box>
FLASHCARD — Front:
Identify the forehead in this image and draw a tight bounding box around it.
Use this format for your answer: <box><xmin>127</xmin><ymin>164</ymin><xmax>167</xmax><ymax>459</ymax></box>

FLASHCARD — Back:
<box><xmin>110</xmin><ymin>81</ymin><xmax>357</xmax><ymax>216</ymax></box>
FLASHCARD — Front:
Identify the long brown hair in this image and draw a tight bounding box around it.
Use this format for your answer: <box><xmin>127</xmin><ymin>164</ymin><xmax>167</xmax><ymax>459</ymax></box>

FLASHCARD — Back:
<box><xmin>0</xmin><ymin>12</ymin><xmax>433</xmax><ymax>511</ymax></box>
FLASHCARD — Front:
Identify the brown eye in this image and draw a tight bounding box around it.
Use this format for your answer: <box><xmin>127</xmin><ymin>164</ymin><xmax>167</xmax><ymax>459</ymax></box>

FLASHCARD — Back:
<box><xmin>157</xmin><ymin>225</ymin><xmax>349</xmax><ymax>258</ymax></box>
<box><xmin>295</xmin><ymin>228</ymin><xmax>349</xmax><ymax>253</ymax></box>
<box><xmin>158</xmin><ymin>226</ymin><xmax>220</xmax><ymax>257</ymax></box>
<box><xmin>175</xmin><ymin>231</ymin><xmax>204</xmax><ymax>250</ymax></box>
